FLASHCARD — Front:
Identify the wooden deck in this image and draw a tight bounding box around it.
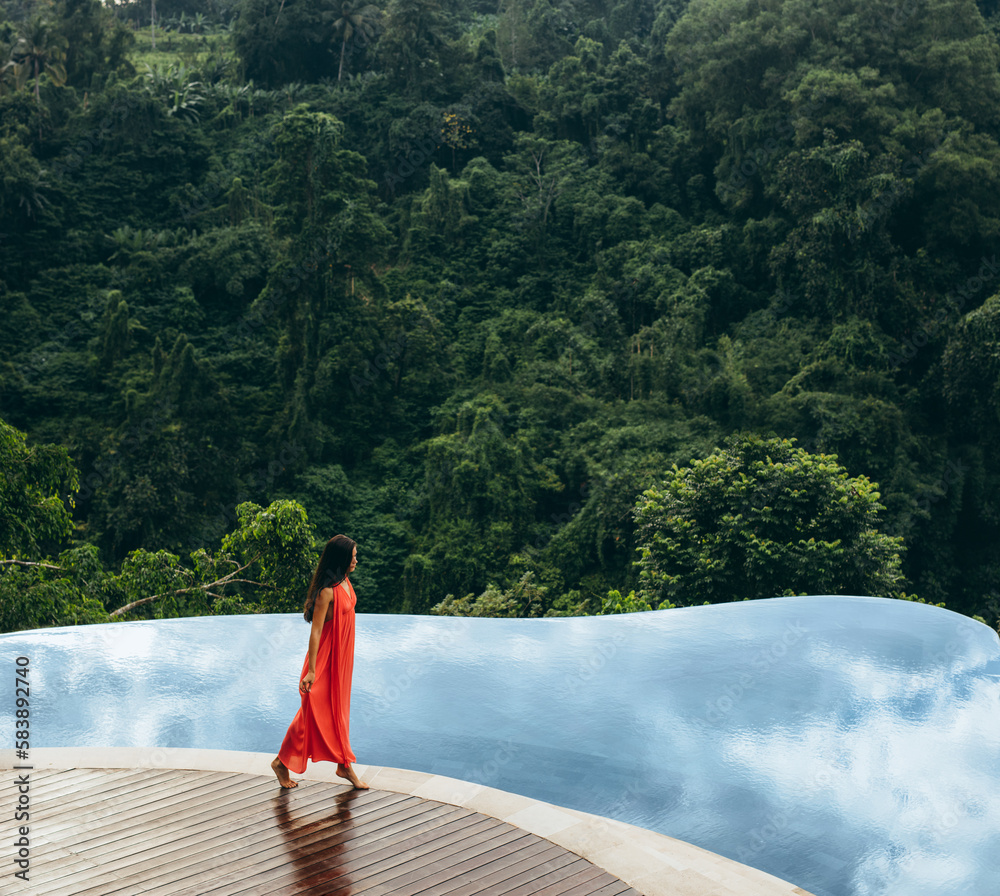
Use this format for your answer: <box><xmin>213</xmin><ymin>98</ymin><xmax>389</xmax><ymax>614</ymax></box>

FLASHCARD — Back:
<box><xmin>28</xmin><ymin>767</ymin><xmax>644</xmax><ymax>896</ymax></box>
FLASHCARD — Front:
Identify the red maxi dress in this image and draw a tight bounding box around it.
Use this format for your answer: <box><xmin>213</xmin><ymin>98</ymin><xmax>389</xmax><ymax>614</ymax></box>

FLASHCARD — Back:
<box><xmin>278</xmin><ymin>578</ymin><xmax>358</xmax><ymax>774</ymax></box>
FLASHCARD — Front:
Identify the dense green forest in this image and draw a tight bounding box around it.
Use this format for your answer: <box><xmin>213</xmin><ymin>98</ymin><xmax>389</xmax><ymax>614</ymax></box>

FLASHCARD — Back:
<box><xmin>3</xmin><ymin>0</ymin><xmax>1000</xmax><ymax>632</ymax></box>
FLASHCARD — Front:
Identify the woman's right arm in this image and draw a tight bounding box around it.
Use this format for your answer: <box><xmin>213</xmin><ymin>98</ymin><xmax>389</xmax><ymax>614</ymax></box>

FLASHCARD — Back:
<box><xmin>301</xmin><ymin>586</ymin><xmax>335</xmax><ymax>693</ymax></box>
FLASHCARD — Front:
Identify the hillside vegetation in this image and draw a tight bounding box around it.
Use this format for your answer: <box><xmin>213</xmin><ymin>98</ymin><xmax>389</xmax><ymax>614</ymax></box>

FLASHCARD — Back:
<box><xmin>2</xmin><ymin>0</ymin><xmax>1000</xmax><ymax>630</ymax></box>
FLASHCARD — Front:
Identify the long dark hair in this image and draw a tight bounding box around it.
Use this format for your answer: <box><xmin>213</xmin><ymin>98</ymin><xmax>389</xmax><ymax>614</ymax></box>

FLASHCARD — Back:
<box><xmin>303</xmin><ymin>534</ymin><xmax>356</xmax><ymax>622</ymax></box>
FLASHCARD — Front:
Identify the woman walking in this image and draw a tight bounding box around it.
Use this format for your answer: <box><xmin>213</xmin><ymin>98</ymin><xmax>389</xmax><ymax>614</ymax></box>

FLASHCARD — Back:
<box><xmin>271</xmin><ymin>534</ymin><xmax>369</xmax><ymax>790</ymax></box>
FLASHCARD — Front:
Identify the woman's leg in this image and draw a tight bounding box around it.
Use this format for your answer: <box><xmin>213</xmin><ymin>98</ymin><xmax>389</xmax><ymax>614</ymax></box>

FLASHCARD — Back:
<box><xmin>271</xmin><ymin>756</ymin><xmax>298</xmax><ymax>788</ymax></box>
<box><xmin>336</xmin><ymin>763</ymin><xmax>369</xmax><ymax>789</ymax></box>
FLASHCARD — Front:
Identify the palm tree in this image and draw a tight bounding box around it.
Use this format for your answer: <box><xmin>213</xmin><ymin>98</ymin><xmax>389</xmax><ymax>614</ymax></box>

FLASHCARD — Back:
<box><xmin>326</xmin><ymin>0</ymin><xmax>381</xmax><ymax>81</ymax></box>
<box><xmin>2</xmin><ymin>16</ymin><xmax>67</xmax><ymax>105</ymax></box>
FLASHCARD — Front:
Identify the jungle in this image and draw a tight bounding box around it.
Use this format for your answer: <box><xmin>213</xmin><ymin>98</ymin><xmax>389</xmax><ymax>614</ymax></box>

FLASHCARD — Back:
<box><xmin>2</xmin><ymin>0</ymin><xmax>1000</xmax><ymax>632</ymax></box>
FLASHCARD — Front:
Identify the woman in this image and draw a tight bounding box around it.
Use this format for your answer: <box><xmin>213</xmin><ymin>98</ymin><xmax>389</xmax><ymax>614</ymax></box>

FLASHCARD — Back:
<box><xmin>271</xmin><ymin>534</ymin><xmax>369</xmax><ymax>790</ymax></box>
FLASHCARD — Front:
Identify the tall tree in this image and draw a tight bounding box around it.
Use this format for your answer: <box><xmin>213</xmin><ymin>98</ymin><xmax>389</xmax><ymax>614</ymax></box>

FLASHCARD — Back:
<box><xmin>634</xmin><ymin>434</ymin><xmax>908</xmax><ymax>606</ymax></box>
<box><xmin>56</xmin><ymin>0</ymin><xmax>134</xmax><ymax>89</ymax></box>
<box><xmin>376</xmin><ymin>0</ymin><xmax>450</xmax><ymax>93</ymax></box>
<box><xmin>326</xmin><ymin>0</ymin><xmax>381</xmax><ymax>81</ymax></box>
<box><xmin>2</xmin><ymin>15</ymin><xmax>67</xmax><ymax>104</ymax></box>
<box><xmin>233</xmin><ymin>0</ymin><xmax>331</xmax><ymax>87</ymax></box>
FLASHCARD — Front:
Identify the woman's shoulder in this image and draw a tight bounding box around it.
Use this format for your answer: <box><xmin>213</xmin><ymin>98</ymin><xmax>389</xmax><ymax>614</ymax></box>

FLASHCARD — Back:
<box><xmin>320</xmin><ymin>580</ymin><xmax>350</xmax><ymax>599</ymax></box>
<box><xmin>315</xmin><ymin>584</ymin><xmax>339</xmax><ymax>606</ymax></box>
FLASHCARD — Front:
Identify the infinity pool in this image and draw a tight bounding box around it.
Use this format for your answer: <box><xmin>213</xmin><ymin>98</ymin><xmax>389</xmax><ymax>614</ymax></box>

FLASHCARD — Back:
<box><xmin>1</xmin><ymin>596</ymin><xmax>998</xmax><ymax>896</ymax></box>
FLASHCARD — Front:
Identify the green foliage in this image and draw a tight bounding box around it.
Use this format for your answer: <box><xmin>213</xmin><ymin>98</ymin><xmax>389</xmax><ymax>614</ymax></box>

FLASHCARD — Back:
<box><xmin>377</xmin><ymin>0</ymin><xmax>452</xmax><ymax>93</ymax></box>
<box><xmin>116</xmin><ymin>548</ymin><xmax>197</xmax><ymax>616</ymax></box>
<box><xmin>599</xmin><ymin>588</ymin><xmax>668</xmax><ymax>614</ymax></box>
<box><xmin>0</xmin><ymin>131</ymin><xmax>50</xmax><ymax>222</ymax></box>
<box><xmin>0</xmin><ymin>545</ymin><xmax>109</xmax><ymax>633</ymax></box>
<box><xmin>141</xmin><ymin>61</ymin><xmax>205</xmax><ymax>121</ymax></box>
<box><xmin>285</xmin><ymin>460</ymin><xmax>412</xmax><ymax>613</ymax></box>
<box><xmin>217</xmin><ymin>500</ymin><xmax>319</xmax><ymax>612</ymax></box>
<box><xmin>0</xmin><ymin>494</ymin><xmax>320</xmax><ymax>631</ymax></box>
<box><xmin>0</xmin><ymin>417</ymin><xmax>77</xmax><ymax>556</ymax></box>
<box><xmin>634</xmin><ymin>435</ymin><xmax>908</xmax><ymax>607</ymax></box>
<box><xmin>4</xmin><ymin>0</ymin><xmax>1000</xmax><ymax>631</ymax></box>
<box><xmin>942</xmin><ymin>292</ymin><xmax>1000</xmax><ymax>436</ymax></box>
<box><xmin>57</xmin><ymin>0</ymin><xmax>135</xmax><ymax>89</ymax></box>
<box><xmin>2</xmin><ymin>13</ymin><xmax>68</xmax><ymax>103</ymax></box>
<box><xmin>431</xmin><ymin>571</ymin><xmax>547</xmax><ymax>617</ymax></box>
<box><xmin>231</xmin><ymin>0</ymin><xmax>333</xmax><ymax>87</ymax></box>
<box><xmin>328</xmin><ymin>1</ymin><xmax>383</xmax><ymax>82</ymax></box>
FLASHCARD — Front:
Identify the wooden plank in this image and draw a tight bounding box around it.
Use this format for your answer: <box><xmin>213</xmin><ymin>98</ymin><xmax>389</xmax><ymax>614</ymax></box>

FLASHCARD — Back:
<box><xmin>420</xmin><ymin>837</ymin><xmax>564</xmax><ymax>896</ymax></box>
<box><xmin>278</xmin><ymin>819</ymin><xmax>511</xmax><ymax>896</ymax></box>
<box><xmin>89</xmin><ymin>802</ymin><xmax>360</xmax><ymax>896</ymax></box>
<box><xmin>503</xmin><ymin>859</ymin><xmax>611</xmax><ymax>896</ymax></box>
<box><xmin>71</xmin><ymin>774</ymin><xmax>279</xmax><ymax>846</ymax></box>
<box><xmin>305</xmin><ymin>802</ymin><xmax>473</xmax><ymax>854</ymax></box>
<box><xmin>37</xmin><ymin>770</ymin><xmax>227</xmax><ymax>826</ymax></box>
<box><xmin>20</xmin><ymin>769</ymin><xmax>639</xmax><ymax>896</ymax></box>
<box><xmin>220</xmin><ymin>811</ymin><xmax>503</xmax><ymax>896</ymax></box>
<box><xmin>370</xmin><ymin>826</ymin><xmax>536</xmax><ymax>896</ymax></box>
<box><xmin>300</xmin><ymin>819</ymin><xmax>531</xmax><ymax>896</ymax></box>
<box><xmin>146</xmin><ymin>798</ymin><xmax>455</xmax><ymax>893</ymax></box>
<box><xmin>266</xmin><ymin>789</ymin><xmax>424</xmax><ymax>837</ymax></box>
<box><xmin>523</xmin><ymin>863</ymin><xmax>609</xmax><ymax>896</ymax></box>
<box><xmin>38</xmin><ymin>869</ymin><xmax>141</xmax><ymax>896</ymax></box>
<box><xmin>31</xmin><ymin>774</ymin><xmax>287</xmax><ymax>892</ymax></box>
<box><xmin>586</xmin><ymin>882</ymin><xmax>644</xmax><ymax>896</ymax></box>
<box><xmin>261</xmin><ymin>792</ymin><xmax>450</xmax><ymax>856</ymax></box>
<box><xmin>218</xmin><ymin>807</ymin><xmax>522</xmax><ymax>896</ymax></box>
<box><xmin>39</xmin><ymin>766</ymin><xmax>206</xmax><ymax>796</ymax></box>
<box><xmin>33</xmin><ymin>768</ymin><xmax>120</xmax><ymax>792</ymax></box>
<box><xmin>465</xmin><ymin>849</ymin><xmax>585</xmax><ymax>896</ymax></box>
<box><xmin>132</xmin><ymin>799</ymin><xmax>469</xmax><ymax>895</ymax></box>
<box><xmin>37</xmin><ymin>775</ymin><xmax>277</xmax><ymax>879</ymax></box>
<box><xmin>246</xmin><ymin>809</ymin><xmax>502</xmax><ymax>895</ymax></box>
<box><xmin>38</xmin><ymin>770</ymin><xmax>250</xmax><ymax>838</ymax></box>
<box><xmin>348</xmin><ymin>832</ymin><xmax>554</xmax><ymax>896</ymax></box>
<box><xmin>35</xmin><ymin>768</ymin><xmax>191</xmax><ymax>805</ymax></box>
<box><xmin>27</xmin><ymin>775</ymin><xmax>257</xmax><ymax>889</ymax></box>
<box><xmin>270</xmin><ymin>802</ymin><xmax>458</xmax><ymax>857</ymax></box>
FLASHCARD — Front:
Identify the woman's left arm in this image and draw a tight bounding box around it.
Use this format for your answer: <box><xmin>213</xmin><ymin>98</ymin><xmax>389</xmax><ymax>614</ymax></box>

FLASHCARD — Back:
<box><xmin>301</xmin><ymin>586</ymin><xmax>335</xmax><ymax>693</ymax></box>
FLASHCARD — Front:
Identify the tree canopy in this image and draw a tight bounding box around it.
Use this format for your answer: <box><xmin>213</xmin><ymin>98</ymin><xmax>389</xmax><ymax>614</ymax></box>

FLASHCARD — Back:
<box><xmin>0</xmin><ymin>417</ymin><xmax>77</xmax><ymax>557</ymax></box>
<box><xmin>0</xmin><ymin>418</ymin><xmax>321</xmax><ymax>631</ymax></box>
<box><xmin>2</xmin><ymin>0</ymin><xmax>1000</xmax><ymax>632</ymax></box>
<box><xmin>634</xmin><ymin>435</ymin><xmax>908</xmax><ymax>607</ymax></box>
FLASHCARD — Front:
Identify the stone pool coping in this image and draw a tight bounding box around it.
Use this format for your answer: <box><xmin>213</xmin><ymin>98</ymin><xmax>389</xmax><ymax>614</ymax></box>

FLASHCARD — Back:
<box><xmin>2</xmin><ymin>747</ymin><xmax>815</xmax><ymax>896</ymax></box>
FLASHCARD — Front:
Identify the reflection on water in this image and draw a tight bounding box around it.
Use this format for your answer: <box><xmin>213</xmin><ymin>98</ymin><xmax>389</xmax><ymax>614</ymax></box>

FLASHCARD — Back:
<box><xmin>1</xmin><ymin>595</ymin><xmax>998</xmax><ymax>896</ymax></box>
<box><xmin>273</xmin><ymin>788</ymin><xmax>358</xmax><ymax>892</ymax></box>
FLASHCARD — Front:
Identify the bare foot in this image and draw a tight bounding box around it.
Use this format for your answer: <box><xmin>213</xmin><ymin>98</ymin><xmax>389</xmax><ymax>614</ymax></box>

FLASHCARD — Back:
<box><xmin>271</xmin><ymin>756</ymin><xmax>298</xmax><ymax>789</ymax></box>
<box><xmin>337</xmin><ymin>763</ymin><xmax>369</xmax><ymax>790</ymax></box>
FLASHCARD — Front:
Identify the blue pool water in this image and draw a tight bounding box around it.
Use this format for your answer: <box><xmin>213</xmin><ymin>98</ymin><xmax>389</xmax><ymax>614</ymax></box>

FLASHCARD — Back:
<box><xmin>1</xmin><ymin>596</ymin><xmax>998</xmax><ymax>896</ymax></box>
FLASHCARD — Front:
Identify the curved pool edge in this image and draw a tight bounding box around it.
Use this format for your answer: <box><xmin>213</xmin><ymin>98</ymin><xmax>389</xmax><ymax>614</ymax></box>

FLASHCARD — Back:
<box><xmin>2</xmin><ymin>747</ymin><xmax>816</xmax><ymax>896</ymax></box>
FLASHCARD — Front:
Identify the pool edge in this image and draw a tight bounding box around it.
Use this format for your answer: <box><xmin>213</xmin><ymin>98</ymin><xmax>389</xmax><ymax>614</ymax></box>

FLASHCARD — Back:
<box><xmin>3</xmin><ymin>746</ymin><xmax>816</xmax><ymax>896</ymax></box>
